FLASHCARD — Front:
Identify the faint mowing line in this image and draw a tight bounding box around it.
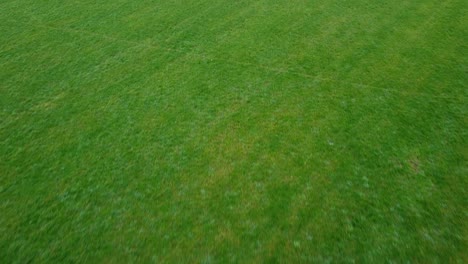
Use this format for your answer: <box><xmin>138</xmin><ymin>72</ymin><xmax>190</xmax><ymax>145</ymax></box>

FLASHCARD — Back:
<box><xmin>6</xmin><ymin>17</ymin><xmax>466</xmax><ymax>102</ymax></box>
<box><xmin>161</xmin><ymin>1</ymin><xmax>225</xmax><ymax>44</ymax></box>
<box><xmin>223</xmin><ymin>59</ymin><xmax>466</xmax><ymax>101</ymax></box>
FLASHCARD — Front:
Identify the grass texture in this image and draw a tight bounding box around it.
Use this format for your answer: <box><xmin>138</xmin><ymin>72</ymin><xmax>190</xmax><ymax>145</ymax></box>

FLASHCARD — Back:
<box><xmin>1</xmin><ymin>0</ymin><xmax>467</xmax><ymax>262</ymax></box>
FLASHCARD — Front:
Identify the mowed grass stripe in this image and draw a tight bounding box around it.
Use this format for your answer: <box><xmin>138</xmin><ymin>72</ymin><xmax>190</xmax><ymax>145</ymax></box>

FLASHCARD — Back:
<box><xmin>2</xmin><ymin>0</ymin><xmax>464</xmax><ymax>93</ymax></box>
<box><xmin>3</xmin><ymin>8</ymin><xmax>465</xmax><ymax>103</ymax></box>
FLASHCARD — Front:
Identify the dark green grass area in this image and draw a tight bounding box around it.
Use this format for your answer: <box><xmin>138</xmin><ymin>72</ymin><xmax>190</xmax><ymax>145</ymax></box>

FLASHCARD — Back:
<box><xmin>1</xmin><ymin>0</ymin><xmax>467</xmax><ymax>262</ymax></box>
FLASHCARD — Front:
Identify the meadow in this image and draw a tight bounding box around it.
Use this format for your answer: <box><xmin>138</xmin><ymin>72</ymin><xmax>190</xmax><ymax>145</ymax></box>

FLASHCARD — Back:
<box><xmin>1</xmin><ymin>0</ymin><xmax>467</xmax><ymax>262</ymax></box>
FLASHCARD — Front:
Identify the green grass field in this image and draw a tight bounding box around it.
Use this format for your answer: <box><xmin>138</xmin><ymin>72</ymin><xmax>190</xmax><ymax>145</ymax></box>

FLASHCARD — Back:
<box><xmin>1</xmin><ymin>0</ymin><xmax>467</xmax><ymax>262</ymax></box>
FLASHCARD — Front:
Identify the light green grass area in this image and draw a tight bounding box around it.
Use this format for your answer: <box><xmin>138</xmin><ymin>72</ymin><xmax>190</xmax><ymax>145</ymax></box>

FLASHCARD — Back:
<box><xmin>1</xmin><ymin>0</ymin><xmax>467</xmax><ymax>262</ymax></box>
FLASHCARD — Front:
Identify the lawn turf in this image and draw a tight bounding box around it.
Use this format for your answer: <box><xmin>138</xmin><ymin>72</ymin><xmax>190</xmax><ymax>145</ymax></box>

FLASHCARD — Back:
<box><xmin>1</xmin><ymin>0</ymin><xmax>467</xmax><ymax>262</ymax></box>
